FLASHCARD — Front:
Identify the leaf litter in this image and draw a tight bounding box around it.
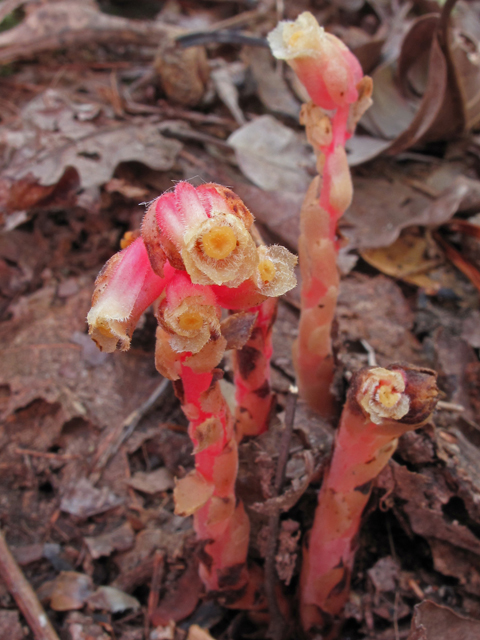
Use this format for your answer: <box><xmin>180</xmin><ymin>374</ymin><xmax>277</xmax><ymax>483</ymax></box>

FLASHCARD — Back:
<box><xmin>0</xmin><ymin>1</ymin><xmax>480</xmax><ymax>639</ymax></box>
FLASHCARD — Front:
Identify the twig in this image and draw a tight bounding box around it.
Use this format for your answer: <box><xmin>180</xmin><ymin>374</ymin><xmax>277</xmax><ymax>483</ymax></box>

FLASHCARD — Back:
<box><xmin>147</xmin><ymin>550</ymin><xmax>165</xmax><ymax>624</ymax></box>
<box><xmin>89</xmin><ymin>378</ymin><xmax>170</xmax><ymax>483</ymax></box>
<box><xmin>15</xmin><ymin>448</ymin><xmax>80</xmax><ymax>461</ymax></box>
<box><xmin>360</xmin><ymin>339</ymin><xmax>377</xmax><ymax>367</ymax></box>
<box><xmin>265</xmin><ymin>386</ymin><xmax>298</xmax><ymax>640</ymax></box>
<box><xmin>393</xmin><ymin>590</ymin><xmax>400</xmax><ymax>640</ymax></box>
<box><xmin>434</xmin><ymin>231</ymin><xmax>480</xmax><ymax>294</ymax></box>
<box><xmin>0</xmin><ymin>532</ymin><xmax>60</xmax><ymax>640</ymax></box>
<box><xmin>437</xmin><ymin>400</ymin><xmax>465</xmax><ymax>412</ymax></box>
<box><xmin>176</xmin><ymin>31</ymin><xmax>268</xmax><ymax>49</ymax></box>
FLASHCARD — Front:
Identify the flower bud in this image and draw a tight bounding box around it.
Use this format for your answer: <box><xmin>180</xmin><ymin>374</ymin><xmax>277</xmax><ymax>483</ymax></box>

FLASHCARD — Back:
<box><xmin>87</xmin><ymin>237</ymin><xmax>166</xmax><ymax>353</ymax></box>
<box><xmin>268</xmin><ymin>12</ymin><xmax>362</xmax><ymax>110</ymax></box>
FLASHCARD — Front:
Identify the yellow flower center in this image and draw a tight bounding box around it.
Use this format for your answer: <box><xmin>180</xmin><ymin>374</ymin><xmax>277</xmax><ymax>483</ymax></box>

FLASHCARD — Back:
<box><xmin>96</xmin><ymin>320</ymin><xmax>115</xmax><ymax>339</ymax></box>
<box><xmin>202</xmin><ymin>227</ymin><xmax>237</xmax><ymax>260</ymax></box>
<box><xmin>377</xmin><ymin>384</ymin><xmax>401</xmax><ymax>408</ymax></box>
<box><xmin>258</xmin><ymin>259</ymin><xmax>276</xmax><ymax>283</ymax></box>
<box><xmin>178</xmin><ymin>310</ymin><xmax>204</xmax><ymax>333</ymax></box>
<box><xmin>120</xmin><ymin>231</ymin><xmax>137</xmax><ymax>250</ymax></box>
<box><xmin>288</xmin><ymin>31</ymin><xmax>303</xmax><ymax>47</ymax></box>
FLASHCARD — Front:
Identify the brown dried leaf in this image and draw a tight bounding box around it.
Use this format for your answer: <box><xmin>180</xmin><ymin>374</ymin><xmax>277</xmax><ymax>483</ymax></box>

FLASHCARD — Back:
<box><xmin>275</xmin><ymin>519</ymin><xmax>300</xmax><ymax>586</ymax></box>
<box><xmin>114</xmin><ymin>529</ymin><xmax>188</xmax><ymax>579</ymax></box>
<box><xmin>1</xmin><ymin>90</ymin><xmax>182</xmax><ymax>193</ymax></box>
<box><xmin>360</xmin><ymin>64</ymin><xmax>417</xmax><ymax>140</ymax></box>
<box><xmin>60</xmin><ymin>477</ymin><xmax>123</xmax><ymax>519</ymax></box>
<box><xmin>250</xmin><ymin>450</ymin><xmax>315</xmax><ymax>516</ymax></box>
<box><xmin>49</xmin><ymin>571</ymin><xmax>94</xmax><ymax>612</ymax></box>
<box><xmin>360</xmin><ymin>228</ymin><xmax>445</xmax><ymax>294</ymax></box>
<box><xmin>389</xmin><ymin>13</ymin><xmax>463</xmax><ymax>154</ymax></box>
<box><xmin>126</xmin><ymin>468</ymin><xmax>175</xmax><ymax>495</ymax></box>
<box><xmin>408</xmin><ymin>600</ymin><xmax>480</xmax><ymax>640</ymax></box>
<box><xmin>84</xmin><ymin>522</ymin><xmax>135</xmax><ymax>560</ymax></box>
<box><xmin>87</xmin><ymin>586</ymin><xmax>140</xmax><ymax>613</ymax></box>
<box><xmin>246</xmin><ymin>48</ymin><xmax>301</xmax><ymax>120</ymax></box>
<box><xmin>151</xmin><ymin>561</ymin><xmax>202</xmax><ymax>626</ymax></box>
<box><xmin>344</xmin><ymin>174</ymin><xmax>480</xmax><ymax>251</ymax></box>
<box><xmin>368</xmin><ymin>556</ymin><xmax>400</xmax><ymax>593</ymax></box>
<box><xmin>359</xmin><ymin>4</ymin><xmax>480</xmax><ymax>156</ymax></box>
<box><xmin>336</xmin><ymin>274</ymin><xmax>422</xmax><ymax>367</ymax></box>
<box><xmin>430</xmin><ymin>539</ymin><xmax>480</xmax><ymax>597</ymax></box>
<box><xmin>388</xmin><ymin>460</ymin><xmax>480</xmax><ymax>556</ymax></box>
<box><xmin>228</xmin><ymin>115</ymin><xmax>313</xmax><ymax>194</ymax></box>
<box><xmin>0</xmin><ymin>282</ymin><xmax>161</xmax><ymax>431</ymax></box>
<box><xmin>65</xmin><ymin>612</ymin><xmax>110</xmax><ymax>640</ymax></box>
<box><xmin>211</xmin><ymin>62</ymin><xmax>245</xmax><ymax>125</ymax></box>
<box><xmin>451</xmin><ymin>3</ymin><xmax>480</xmax><ymax>130</ymax></box>
<box><xmin>186</xmin><ymin>625</ymin><xmax>216</xmax><ymax>640</ymax></box>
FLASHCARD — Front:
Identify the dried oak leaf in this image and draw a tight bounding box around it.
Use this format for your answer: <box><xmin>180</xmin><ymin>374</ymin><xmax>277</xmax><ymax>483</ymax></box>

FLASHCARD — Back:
<box><xmin>246</xmin><ymin>48</ymin><xmax>301</xmax><ymax>120</ymax></box>
<box><xmin>151</xmin><ymin>560</ymin><xmax>202</xmax><ymax>626</ymax></box>
<box><xmin>1</xmin><ymin>90</ymin><xmax>182</xmax><ymax>196</ymax></box>
<box><xmin>126</xmin><ymin>468</ymin><xmax>175</xmax><ymax>495</ymax></box>
<box><xmin>87</xmin><ymin>586</ymin><xmax>140</xmax><ymax>614</ymax></box>
<box><xmin>60</xmin><ymin>477</ymin><xmax>123</xmax><ymax>519</ymax></box>
<box><xmin>49</xmin><ymin>571</ymin><xmax>94</xmax><ymax>612</ymax></box>
<box><xmin>358</xmin><ymin>2</ymin><xmax>480</xmax><ymax>159</ymax></box>
<box><xmin>408</xmin><ymin>600</ymin><xmax>480</xmax><ymax>640</ymax></box>
<box><xmin>0</xmin><ymin>282</ymin><xmax>161</xmax><ymax>432</ymax></box>
<box><xmin>343</xmin><ymin>174</ymin><xmax>480</xmax><ymax>252</ymax></box>
<box><xmin>228</xmin><ymin>115</ymin><xmax>313</xmax><ymax>194</ymax></box>
<box><xmin>84</xmin><ymin>522</ymin><xmax>135</xmax><ymax>560</ymax></box>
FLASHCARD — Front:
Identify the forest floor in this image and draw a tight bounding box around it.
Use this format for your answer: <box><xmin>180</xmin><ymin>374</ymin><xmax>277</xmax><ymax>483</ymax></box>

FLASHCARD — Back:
<box><xmin>1</xmin><ymin>1</ymin><xmax>480</xmax><ymax>639</ymax></box>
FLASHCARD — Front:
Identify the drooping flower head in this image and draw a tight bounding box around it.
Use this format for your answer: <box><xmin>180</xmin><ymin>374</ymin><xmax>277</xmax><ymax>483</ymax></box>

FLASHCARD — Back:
<box><xmin>88</xmin><ymin>183</ymin><xmax>297</xmax><ymax>363</ymax></box>
<box><xmin>155</xmin><ymin>267</ymin><xmax>228</xmax><ymax>379</ymax></box>
<box><xmin>87</xmin><ymin>237</ymin><xmax>167</xmax><ymax>353</ymax></box>
<box><xmin>142</xmin><ymin>182</ymin><xmax>259</xmax><ymax>287</ymax></box>
<box><xmin>267</xmin><ymin>11</ymin><xmax>363</xmax><ymax>110</ymax></box>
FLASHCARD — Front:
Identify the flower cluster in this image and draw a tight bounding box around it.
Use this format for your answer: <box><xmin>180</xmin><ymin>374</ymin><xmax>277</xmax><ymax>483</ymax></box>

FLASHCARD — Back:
<box><xmin>88</xmin><ymin>181</ymin><xmax>297</xmax><ymax>371</ymax></box>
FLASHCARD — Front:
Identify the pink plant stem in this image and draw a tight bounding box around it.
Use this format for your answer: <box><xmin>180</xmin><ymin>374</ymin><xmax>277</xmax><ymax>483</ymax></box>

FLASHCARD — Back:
<box><xmin>293</xmin><ymin>105</ymin><xmax>352</xmax><ymax>419</ymax></box>
<box><xmin>300</xmin><ymin>365</ymin><xmax>438</xmax><ymax>634</ymax></box>
<box><xmin>233</xmin><ymin>297</ymin><xmax>277</xmax><ymax>439</ymax></box>
<box><xmin>180</xmin><ymin>363</ymin><xmax>250</xmax><ymax>594</ymax></box>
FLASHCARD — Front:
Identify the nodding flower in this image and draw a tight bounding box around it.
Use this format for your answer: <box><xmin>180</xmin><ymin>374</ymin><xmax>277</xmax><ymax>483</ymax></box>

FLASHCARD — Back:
<box><xmin>87</xmin><ymin>237</ymin><xmax>167</xmax><ymax>353</ymax></box>
<box><xmin>142</xmin><ymin>182</ymin><xmax>259</xmax><ymax>287</ymax></box>
<box><xmin>267</xmin><ymin>11</ymin><xmax>363</xmax><ymax>110</ymax></box>
<box><xmin>155</xmin><ymin>268</ymin><xmax>227</xmax><ymax>379</ymax></box>
<box><xmin>254</xmin><ymin>245</ymin><xmax>298</xmax><ymax>297</ymax></box>
<box><xmin>356</xmin><ymin>367</ymin><xmax>410</xmax><ymax>425</ymax></box>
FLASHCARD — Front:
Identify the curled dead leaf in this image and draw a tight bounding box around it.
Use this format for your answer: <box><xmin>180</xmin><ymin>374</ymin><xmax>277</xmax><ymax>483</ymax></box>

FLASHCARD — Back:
<box><xmin>250</xmin><ymin>450</ymin><xmax>315</xmax><ymax>516</ymax></box>
<box><xmin>408</xmin><ymin>600</ymin><xmax>480</xmax><ymax>640</ymax></box>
